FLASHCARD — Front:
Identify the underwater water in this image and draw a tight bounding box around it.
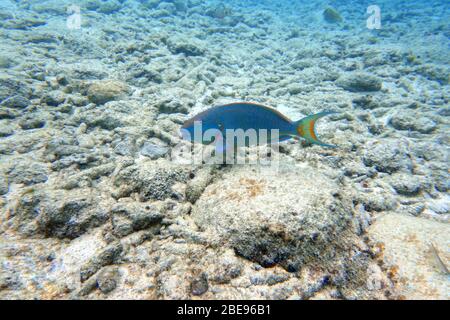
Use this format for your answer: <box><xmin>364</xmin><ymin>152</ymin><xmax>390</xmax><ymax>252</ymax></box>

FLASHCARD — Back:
<box><xmin>0</xmin><ymin>0</ymin><xmax>448</xmax><ymax>300</ymax></box>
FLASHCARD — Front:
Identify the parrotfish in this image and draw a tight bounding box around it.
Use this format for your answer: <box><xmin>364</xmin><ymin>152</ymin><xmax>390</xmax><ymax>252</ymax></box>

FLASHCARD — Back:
<box><xmin>181</xmin><ymin>102</ymin><xmax>337</xmax><ymax>151</ymax></box>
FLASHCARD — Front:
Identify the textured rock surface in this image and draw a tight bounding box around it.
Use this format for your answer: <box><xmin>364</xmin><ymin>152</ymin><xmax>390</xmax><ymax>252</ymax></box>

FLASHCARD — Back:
<box><xmin>368</xmin><ymin>214</ymin><xmax>449</xmax><ymax>299</ymax></box>
<box><xmin>0</xmin><ymin>0</ymin><xmax>448</xmax><ymax>300</ymax></box>
<box><xmin>193</xmin><ymin>164</ymin><xmax>354</xmax><ymax>272</ymax></box>
<box><xmin>192</xmin><ymin>164</ymin><xmax>391</xmax><ymax>298</ymax></box>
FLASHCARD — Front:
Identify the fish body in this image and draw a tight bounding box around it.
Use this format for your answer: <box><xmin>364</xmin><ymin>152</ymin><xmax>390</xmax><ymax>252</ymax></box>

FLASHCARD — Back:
<box><xmin>181</xmin><ymin>102</ymin><xmax>336</xmax><ymax>149</ymax></box>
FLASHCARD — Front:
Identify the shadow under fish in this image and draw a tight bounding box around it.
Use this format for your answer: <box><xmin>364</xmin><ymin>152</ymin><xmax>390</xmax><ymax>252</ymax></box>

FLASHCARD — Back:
<box><xmin>181</xmin><ymin>102</ymin><xmax>337</xmax><ymax>156</ymax></box>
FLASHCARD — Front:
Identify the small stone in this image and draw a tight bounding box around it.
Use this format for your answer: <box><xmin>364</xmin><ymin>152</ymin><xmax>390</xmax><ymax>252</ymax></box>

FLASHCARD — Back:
<box><xmin>186</xmin><ymin>167</ymin><xmax>214</xmax><ymax>204</ymax></box>
<box><xmin>426</xmin><ymin>196</ymin><xmax>450</xmax><ymax>215</ymax></box>
<box><xmin>140</xmin><ymin>141</ymin><xmax>169</xmax><ymax>159</ymax></box>
<box><xmin>0</xmin><ymin>77</ymin><xmax>31</xmax><ymax>102</ymax></box>
<box><xmin>0</xmin><ymin>123</ymin><xmax>14</xmax><ymax>137</ymax></box>
<box><xmin>190</xmin><ymin>273</ymin><xmax>208</xmax><ymax>296</ymax></box>
<box><xmin>114</xmin><ymin>143</ymin><xmax>135</xmax><ymax>157</ymax></box>
<box><xmin>87</xmin><ymin>80</ymin><xmax>130</xmax><ymax>104</ymax></box>
<box><xmin>358</xmin><ymin>190</ymin><xmax>398</xmax><ymax>212</ymax></box>
<box><xmin>56</xmin><ymin>74</ymin><xmax>69</xmax><ymax>86</ymax></box>
<box><xmin>112</xmin><ymin>161</ymin><xmax>190</xmax><ymax>201</ymax></box>
<box><xmin>97</xmin><ymin>0</ymin><xmax>121</xmax><ymax>14</ymax></box>
<box><xmin>336</xmin><ymin>73</ymin><xmax>382</xmax><ymax>92</ymax></box>
<box><xmin>19</xmin><ymin>117</ymin><xmax>46</xmax><ymax>130</ymax></box>
<box><xmin>402</xmin><ymin>204</ymin><xmax>425</xmax><ymax>216</ymax></box>
<box><xmin>389</xmin><ymin>173</ymin><xmax>423</xmax><ymax>196</ymax></box>
<box><xmin>77</xmin><ymin>135</ymin><xmax>95</xmax><ymax>149</ymax></box>
<box><xmin>68</xmin><ymin>95</ymin><xmax>89</xmax><ymax>107</ymax></box>
<box><xmin>250</xmin><ymin>272</ymin><xmax>290</xmax><ymax>286</ymax></box>
<box><xmin>0</xmin><ymin>271</ymin><xmax>22</xmax><ymax>290</ymax></box>
<box><xmin>287</xmin><ymin>83</ymin><xmax>303</xmax><ymax>95</ymax></box>
<box><xmin>352</xmin><ymin>95</ymin><xmax>380</xmax><ymax>109</ymax></box>
<box><xmin>77</xmin><ymin>276</ymin><xmax>97</xmax><ymax>297</ymax></box>
<box><xmin>323</xmin><ymin>7</ymin><xmax>343</xmax><ymax>24</ymax></box>
<box><xmin>90</xmin><ymin>114</ymin><xmax>123</xmax><ymax>130</ymax></box>
<box><xmin>0</xmin><ymin>95</ymin><xmax>29</xmax><ymax>109</ymax></box>
<box><xmin>80</xmin><ymin>242</ymin><xmax>123</xmax><ymax>282</ymax></box>
<box><xmin>111</xmin><ymin>202</ymin><xmax>163</xmax><ymax>237</ymax></box>
<box><xmin>0</xmin><ymin>108</ymin><xmax>19</xmax><ymax>119</ymax></box>
<box><xmin>3</xmin><ymin>18</ymin><xmax>46</xmax><ymax>29</ymax></box>
<box><xmin>96</xmin><ymin>266</ymin><xmax>120</xmax><ymax>294</ymax></box>
<box><xmin>431</xmin><ymin>170</ymin><xmax>449</xmax><ymax>192</ymax></box>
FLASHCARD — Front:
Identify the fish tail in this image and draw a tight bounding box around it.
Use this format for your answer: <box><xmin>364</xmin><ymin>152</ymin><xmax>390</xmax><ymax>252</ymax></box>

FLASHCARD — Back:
<box><xmin>294</xmin><ymin>111</ymin><xmax>337</xmax><ymax>148</ymax></box>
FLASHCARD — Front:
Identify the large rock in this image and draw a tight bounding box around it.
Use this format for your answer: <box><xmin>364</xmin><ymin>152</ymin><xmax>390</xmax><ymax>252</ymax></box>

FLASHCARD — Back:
<box><xmin>110</xmin><ymin>202</ymin><xmax>164</xmax><ymax>237</ymax></box>
<box><xmin>19</xmin><ymin>116</ymin><xmax>46</xmax><ymax>130</ymax></box>
<box><xmin>0</xmin><ymin>95</ymin><xmax>30</xmax><ymax>109</ymax></box>
<box><xmin>112</xmin><ymin>159</ymin><xmax>191</xmax><ymax>201</ymax></box>
<box><xmin>167</xmin><ymin>36</ymin><xmax>206</xmax><ymax>56</ymax></box>
<box><xmin>390</xmin><ymin>111</ymin><xmax>437</xmax><ymax>133</ymax></box>
<box><xmin>140</xmin><ymin>140</ymin><xmax>169</xmax><ymax>159</ymax></box>
<box><xmin>323</xmin><ymin>7</ymin><xmax>343</xmax><ymax>24</ymax></box>
<box><xmin>0</xmin><ymin>174</ymin><xmax>8</xmax><ymax>195</ymax></box>
<box><xmin>192</xmin><ymin>164</ymin><xmax>376</xmax><ymax>294</ymax></box>
<box><xmin>96</xmin><ymin>266</ymin><xmax>120</xmax><ymax>294</ymax></box>
<box><xmin>0</xmin><ymin>76</ymin><xmax>31</xmax><ymax>103</ymax></box>
<box><xmin>80</xmin><ymin>242</ymin><xmax>123</xmax><ymax>282</ymax></box>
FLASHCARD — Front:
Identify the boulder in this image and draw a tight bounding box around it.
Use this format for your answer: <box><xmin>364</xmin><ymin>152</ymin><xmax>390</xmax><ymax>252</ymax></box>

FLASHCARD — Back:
<box><xmin>192</xmin><ymin>164</ymin><xmax>369</xmax><ymax>286</ymax></box>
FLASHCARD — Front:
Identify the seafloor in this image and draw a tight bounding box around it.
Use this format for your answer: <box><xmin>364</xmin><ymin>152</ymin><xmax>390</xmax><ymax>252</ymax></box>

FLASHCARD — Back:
<box><xmin>0</xmin><ymin>0</ymin><xmax>448</xmax><ymax>299</ymax></box>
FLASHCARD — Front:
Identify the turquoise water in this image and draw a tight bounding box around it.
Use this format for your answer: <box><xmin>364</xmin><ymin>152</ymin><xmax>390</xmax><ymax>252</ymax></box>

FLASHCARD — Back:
<box><xmin>0</xmin><ymin>0</ymin><xmax>448</xmax><ymax>300</ymax></box>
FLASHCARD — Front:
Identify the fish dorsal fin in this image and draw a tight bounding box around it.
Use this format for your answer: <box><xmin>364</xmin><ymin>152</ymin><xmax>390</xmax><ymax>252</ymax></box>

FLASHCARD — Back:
<box><xmin>220</xmin><ymin>102</ymin><xmax>294</xmax><ymax>123</ymax></box>
<box><xmin>183</xmin><ymin>102</ymin><xmax>294</xmax><ymax>129</ymax></box>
